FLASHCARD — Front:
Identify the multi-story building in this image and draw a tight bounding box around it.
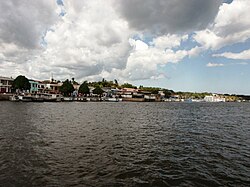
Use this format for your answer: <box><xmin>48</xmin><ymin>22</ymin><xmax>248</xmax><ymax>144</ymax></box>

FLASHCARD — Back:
<box><xmin>29</xmin><ymin>80</ymin><xmax>39</xmax><ymax>93</ymax></box>
<box><xmin>0</xmin><ymin>76</ymin><xmax>13</xmax><ymax>93</ymax></box>
<box><xmin>38</xmin><ymin>80</ymin><xmax>63</xmax><ymax>94</ymax></box>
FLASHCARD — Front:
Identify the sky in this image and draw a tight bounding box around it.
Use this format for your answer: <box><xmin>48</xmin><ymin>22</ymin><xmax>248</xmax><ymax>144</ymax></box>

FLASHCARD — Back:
<box><xmin>0</xmin><ymin>0</ymin><xmax>250</xmax><ymax>94</ymax></box>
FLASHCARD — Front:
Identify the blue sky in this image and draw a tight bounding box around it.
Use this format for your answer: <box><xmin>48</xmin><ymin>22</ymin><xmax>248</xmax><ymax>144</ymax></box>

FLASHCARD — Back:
<box><xmin>135</xmin><ymin>36</ymin><xmax>250</xmax><ymax>94</ymax></box>
<box><xmin>0</xmin><ymin>0</ymin><xmax>250</xmax><ymax>94</ymax></box>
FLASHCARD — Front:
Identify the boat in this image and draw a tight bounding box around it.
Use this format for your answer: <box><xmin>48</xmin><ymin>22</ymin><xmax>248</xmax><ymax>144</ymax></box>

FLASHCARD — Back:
<box><xmin>63</xmin><ymin>97</ymin><xmax>73</xmax><ymax>102</ymax></box>
<box><xmin>31</xmin><ymin>94</ymin><xmax>44</xmax><ymax>102</ymax></box>
<box><xmin>9</xmin><ymin>95</ymin><xmax>20</xmax><ymax>102</ymax></box>
<box><xmin>43</xmin><ymin>94</ymin><xmax>62</xmax><ymax>102</ymax></box>
<box><xmin>75</xmin><ymin>97</ymin><xmax>87</xmax><ymax>102</ymax></box>
<box><xmin>90</xmin><ymin>97</ymin><xmax>102</xmax><ymax>102</ymax></box>
<box><xmin>104</xmin><ymin>97</ymin><xmax>119</xmax><ymax>102</ymax></box>
<box><xmin>18</xmin><ymin>95</ymin><xmax>32</xmax><ymax>102</ymax></box>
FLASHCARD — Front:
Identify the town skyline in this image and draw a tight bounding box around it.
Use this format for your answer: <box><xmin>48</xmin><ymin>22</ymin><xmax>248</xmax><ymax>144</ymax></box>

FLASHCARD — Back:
<box><xmin>1</xmin><ymin>0</ymin><xmax>250</xmax><ymax>95</ymax></box>
<box><xmin>1</xmin><ymin>74</ymin><xmax>250</xmax><ymax>97</ymax></box>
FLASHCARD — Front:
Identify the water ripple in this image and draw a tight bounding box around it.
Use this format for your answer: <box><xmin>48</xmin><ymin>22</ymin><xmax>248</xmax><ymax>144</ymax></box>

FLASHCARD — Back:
<box><xmin>0</xmin><ymin>102</ymin><xmax>249</xmax><ymax>186</ymax></box>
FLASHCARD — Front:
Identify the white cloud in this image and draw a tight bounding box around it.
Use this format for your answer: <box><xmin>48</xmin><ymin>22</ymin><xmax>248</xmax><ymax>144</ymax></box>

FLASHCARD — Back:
<box><xmin>29</xmin><ymin>0</ymin><xmax>132</xmax><ymax>81</ymax></box>
<box><xmin>5</xmin><ymin>0</ymin><xmax>199</xmax><ymax>82</ymax></box>
<box><xmin>151</xmin><ymin>34</ymin><xmax>188</xmax><ymax>49</ymax></box>
<box><xmin>194</xmin><ymin>0</ymin><xmax>250</xmax><ymax>50</ymax></box>
<box><xmin>109</xmin><ymin>39</ymin><xmax>199</xmax><ymax>81</ymax></box>
<box><xmin>2</xmin><ymin>0</ymin><xmax>243</xmax><ymax>84</ymax></box>
<box><xmin>206</xmin><ymin>62</ymin><xmax>224</xmax><ymax>67</ymax></box>
<box><xmin>213</xmin><ymin>49</ymin><xmax>250</xmax><ymax>60</ymax></box>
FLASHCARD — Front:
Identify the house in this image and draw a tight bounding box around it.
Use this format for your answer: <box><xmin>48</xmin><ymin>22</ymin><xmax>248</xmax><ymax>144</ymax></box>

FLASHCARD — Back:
<box><xmin>204</xmin><ymin>94</ymin><xmax>226</xmax><ymax>102</ymax></box>
<box><xmin>73</xmin><ymin>84</ymin><xmax>80</xmax><ymax>91</ymax></box>
<box><xmin>29</xmin><ymin>80</ymin><xmax>39</xmax><ymax>93</ymax></box>
<box><xmin>0</xmin><ymin>76</ymin><xmax>13</xmax><ymax>93</ymax></box>
<box><xmin>38</xmin><ymin>80</ymin><xmax>62</xmax><ymax>94</ymax></box>
<box><xmin>120</xmin><ymin>88</ymin><xmax>138</xmax><ymax>98</ymax></box>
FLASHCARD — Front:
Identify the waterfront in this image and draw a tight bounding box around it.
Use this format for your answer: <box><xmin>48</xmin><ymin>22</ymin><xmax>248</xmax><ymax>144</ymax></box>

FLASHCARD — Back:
<box><xmin>0</xmin><ymin>102</ymin><xmax>249</xmax><ymax>186</ymax></box>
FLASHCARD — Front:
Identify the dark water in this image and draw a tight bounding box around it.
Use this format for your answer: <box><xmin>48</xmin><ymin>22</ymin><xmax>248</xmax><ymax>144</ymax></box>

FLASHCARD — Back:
<box><xmin>0</xmin><ymin>102</ymin><xmax>249</xmax><ymax>187</ymax></box>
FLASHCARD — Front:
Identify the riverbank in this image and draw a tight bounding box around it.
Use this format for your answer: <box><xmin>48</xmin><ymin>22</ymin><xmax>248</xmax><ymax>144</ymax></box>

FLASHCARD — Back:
<box><xmin>0</xmin><ymin>93</ymin><xmax>12</xmax><ymax>101</ymax></box>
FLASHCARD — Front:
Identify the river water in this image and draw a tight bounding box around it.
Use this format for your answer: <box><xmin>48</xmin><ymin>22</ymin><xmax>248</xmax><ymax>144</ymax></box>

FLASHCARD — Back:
<box><xmin>0</xmin><ymin>102</ymin><xmax>249</xmax><ymax>186</ymax></box>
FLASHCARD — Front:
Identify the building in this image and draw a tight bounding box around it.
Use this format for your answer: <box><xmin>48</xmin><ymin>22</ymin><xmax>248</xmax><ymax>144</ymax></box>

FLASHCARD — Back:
<box><xmin>0</xmin><ymin>76</ymin><xmax>13</xmax><ymax>93</ymax></box>
<box><xmin>38</xmin><ymin>80</ymin><xmax>62</xmax><ymax>94</ymax></box>
<box><xmin>29</xmin><ymin>80</ymin><xmax>39</xmax><ymax>93</ymax></box>
<box><xmin>204</xmin><ymin>95</ymin><xmax>226</xmax><ymax>102</ymax></box>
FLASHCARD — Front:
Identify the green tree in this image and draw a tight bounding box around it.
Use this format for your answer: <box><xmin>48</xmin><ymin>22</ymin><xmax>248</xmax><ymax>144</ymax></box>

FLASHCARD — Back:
<box><xmin>163</xmin><ymin>89</ymin><xmax>174</xmax><ymax>98</ymax></box>
<box><xmin>12</xmin><ymin>75</ymin><xmax>30</xmax><ymax>92</ymax></box>
<box><xmin>121</xmin><ymin>83</ymin><xmax>137</xmax><ymax>89</ymax></box>
<box><xmin>93</xmin><ymin>86</ymin><xmax>104</xmax><ymax>97</ymax></box>
<box><xmin>59</xmin><ymin>79</ymin><xmax>74</xmax><ymax>96</ymax></box>
<box><xmin>79</xmin><ymin>81</ymin><xmax>90</xmax><ymax>96</ymax></box>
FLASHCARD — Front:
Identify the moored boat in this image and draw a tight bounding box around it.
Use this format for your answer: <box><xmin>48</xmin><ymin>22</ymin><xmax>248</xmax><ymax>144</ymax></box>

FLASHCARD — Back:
<box><xmin>31</xmin><ymin>94</ymin><xmax>44</xmax><ymax>102</ymax></box>
<box><xmin>104</xmin><ymin>97</ymin><xmax>119</xmax><ymax>102</ymax></box>
<box><xmin>63</xmin><ymin>97</ymin><xmax>73</xmax><ymax>102</ymax></box>
<box><xmin>18</xmin><ymin>95</ymin><xmax>32</xmax><ymax>102</ymax></box>
<box><xmin>43</xmin><ymin>93</ymin><xmax>62</xmax><ymax>102</ymax></box>
<box><xmin>9</xmin><ymin>95</ymin><xmax>20</xmax><ymax>102</ymax></box>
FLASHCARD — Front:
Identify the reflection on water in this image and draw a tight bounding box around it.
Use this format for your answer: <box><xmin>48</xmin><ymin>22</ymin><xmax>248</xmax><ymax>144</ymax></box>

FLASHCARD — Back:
<box><xmin>0</xmin><ymin>102</ymin><xmax>249</xmax><ymax>186</ymax></box>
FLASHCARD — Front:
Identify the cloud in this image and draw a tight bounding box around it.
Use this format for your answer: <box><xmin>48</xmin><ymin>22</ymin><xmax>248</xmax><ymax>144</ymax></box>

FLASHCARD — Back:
<box><xmin>30</xmin><ymin>0</ymin><xmax>132</xmax><ymax>81</ymax></box>
<box><xmin>108</xmin><ymin>39</ymin><xmax>199</xmax><ymax>81</ymax></box>
<box><xmin>151</xmin><ymin>34</ymin><xmax>188</xmax><ymax>49</ymax></box>
<box><xmin>206</xmin><ymin>62</ymin><xmax>224</xmax><ymax>67</ymax></box>
<box><xmin>213</xmin><ymin>49</ymin><xmax>250</xmax><ymax>60</ymax></box>
<box><xmin>115</xmin><ymin>0</ymin><xmax>222</xmax><ymax>34</ymax></box>
<box><xmin>194</xmin><ymin>0</ymin><xmax>250</xmax><ymax>50</ymax></box>
<box><xmin>3</xmin><ymin>0</ymin><xmax>249</xmax><ymax>85</ymax></box>
<box><xmin>8</xmin><ymin>0</ymin><xmax>201</xmax><ymax>82</ymax></box>
<box><xmin>204</xmin><ymin>61</ymin><xmax>248</xmax><ymax>68</ymax></box>
<box><xmin>0</xmin><ymin>0</ymin><xmax>58</xmax><ymax>49</ymax></box>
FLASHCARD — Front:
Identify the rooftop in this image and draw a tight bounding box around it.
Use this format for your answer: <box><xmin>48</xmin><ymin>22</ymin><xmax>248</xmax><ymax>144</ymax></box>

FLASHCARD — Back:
<box><xmin>0</xmin><ymin>76</ymin><xmax>14</xmax><ymax>81</ymax></box>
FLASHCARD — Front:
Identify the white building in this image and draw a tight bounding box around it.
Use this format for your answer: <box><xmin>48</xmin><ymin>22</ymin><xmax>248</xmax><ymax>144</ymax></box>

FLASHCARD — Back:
<box><xmin>204</xmin><ymin>95</ymin><xmax>226</xmax><ymax>102</ymax></box>
<box><xmin>0</xmin><ymin>76</ymin><xmax>13</xmax><ymax>93</ymax></box>
<box><xmin>38</xmin><ymin>81</ymin><xmax>63</xmax><ymax>94</ymax></box>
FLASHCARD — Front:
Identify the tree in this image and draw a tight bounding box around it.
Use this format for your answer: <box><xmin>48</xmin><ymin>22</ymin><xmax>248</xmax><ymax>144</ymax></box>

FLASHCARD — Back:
<box><xmin>59</xmin><ymin>79</ymin><xmax>74</xmax><ymax>96</ymax></box>
<box><xmin>79</xmin><ymin>81</ymin><xmax>90</xmax><ymax>96</ymax></box>
<box><xmin>163</xmin><ymin>89</ymin><xmax>174</xmax><ymax>98</ymax></box>
<box><xmin>152</xmin><ymin>90</ymin><xmax>159</xmax><ymax>94</ymax></box>
<box><xmin>12</xmin><ymin>75</ymin><xmax>30</xmax><ymax>92</ymax></box>
<box><xmin>121</xmin><ymin>83</ymin><xmax>137</xmax><ymax>89</ymax></box>
<box><xmin>93</xmin><ymin>86</ymin><xmax>104</xmax><ymax>97</ymax></box>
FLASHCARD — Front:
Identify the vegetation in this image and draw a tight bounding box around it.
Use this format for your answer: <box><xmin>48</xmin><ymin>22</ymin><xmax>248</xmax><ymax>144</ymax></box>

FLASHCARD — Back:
<box><xmin>120</xmin><ymin>83</ymin><xmax>137</xmax><ymax>89</ymax></box>
<box><xmin>88</xmin><ymin>79</ymin><xmax>118</xmax><ymax>88</ymax></box>
<box><xmin>163</xmin><ymin>89</ymin><xmax>174</xmax><ymax>98</ymax></box>
<box><xmin>71</xmin><ymin>77</ymin><xmax>78</xmax><ymax>84</ymax></box>
<box><xmin>79</xmin><ymin>81</ymin><xmax>90</xmax><ymax>96</ymax></box>
<box><xmin>59</xmin><ymin>79</ymin><xmax>74</xmax><ymax>96</ymax></box>
<box><xmin>92</xmin><ymin>86</ymin><xmax>104</xmax><ymax>96</ymax></box>
<box><xmin>12</xmin><ymin>75</ymin><xmax>30</xmax><ymax>92</ymax></box>
<box><xmin>139</xmin><ymin>86</ymin><xmax>160</xmax><ymax>92</ymax></box>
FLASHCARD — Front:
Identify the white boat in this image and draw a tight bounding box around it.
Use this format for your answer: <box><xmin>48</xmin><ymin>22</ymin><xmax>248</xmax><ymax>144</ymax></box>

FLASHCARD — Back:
<box><xmin>9</xmin><ymin>95</ymin><xmax>19</xmax><ymax>102</ymax></box>
<box><xmin>43</xmin><ymin>94</ymin><xmax>62</xmax><ymax>102</ymax></box>
<box><xmin>31</xmin><ymin>94</ymin><xmax>44</xmax><ymax>102</ymax></box>
<box><xmin>104</xmin><ymin>97</ymin><xmax>119</xmax><ymax>102</ymax></box>
<box><xmin>75</xmin><ymin>97</ymin><xmax>87</xmax><ymax>102</ymax></box>
<box><xmin>18</xmin><ymin>95</ymin><xmax>32</xmax><ymax>102</ymax></box>
<box><xmin>63</xmin><ymin>97</ymin><xmax>73</xmax><ymax>102</ymax></box>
